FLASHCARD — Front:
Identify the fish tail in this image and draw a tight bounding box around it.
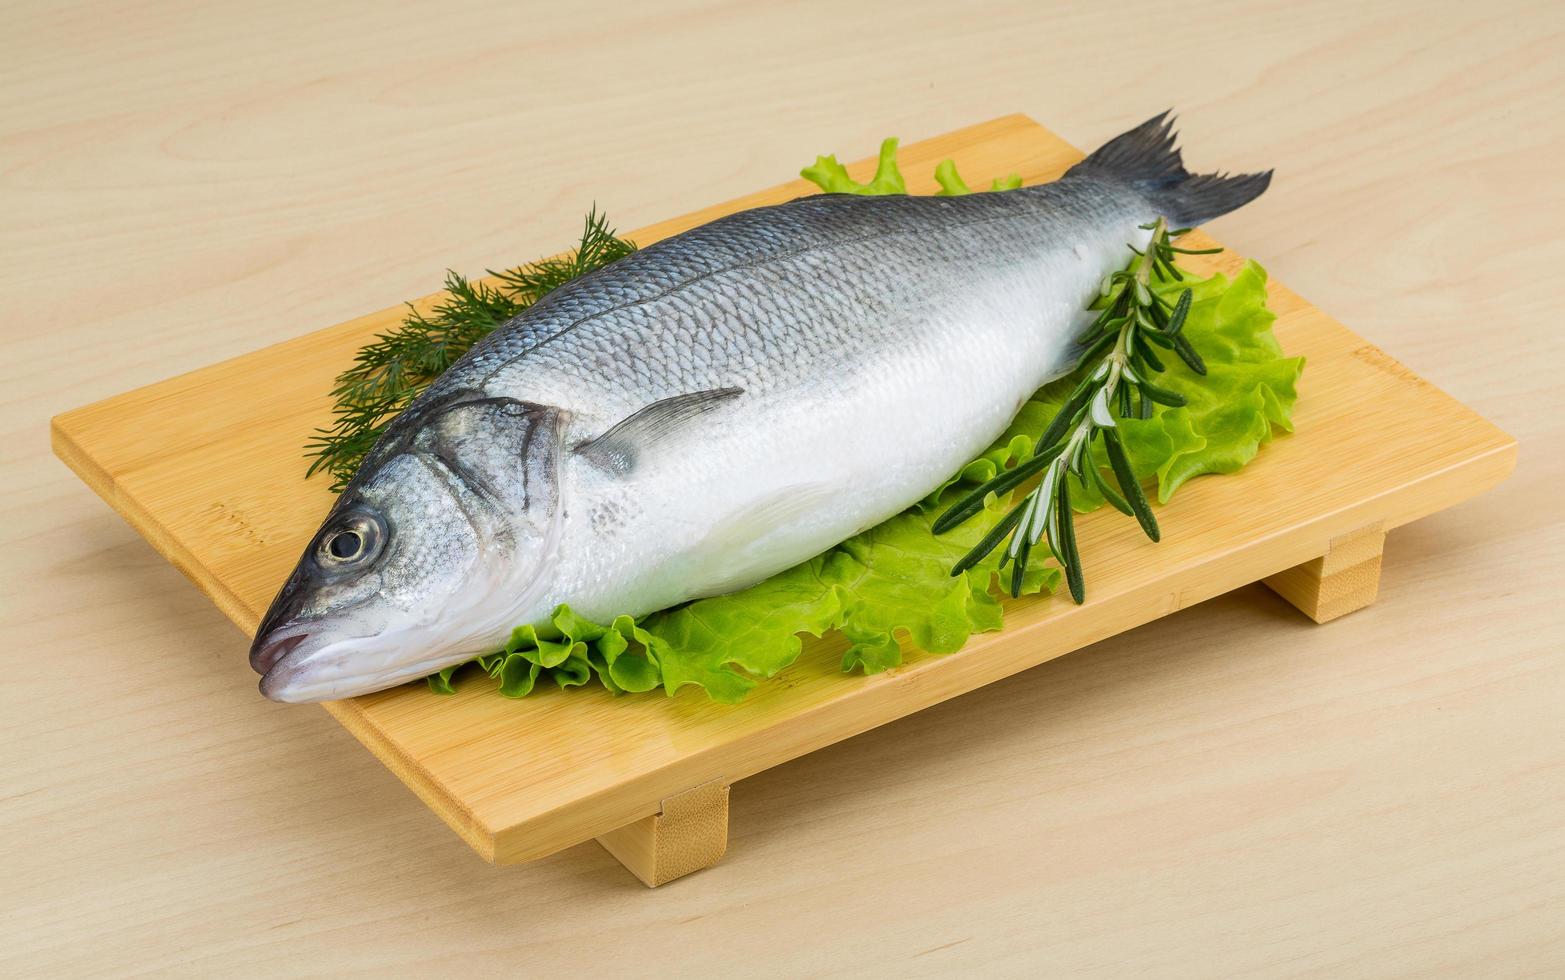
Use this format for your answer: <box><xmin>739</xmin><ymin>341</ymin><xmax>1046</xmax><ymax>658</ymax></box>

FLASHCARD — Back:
<box><xmin>1066</xmin><ymin>110</ymin><xmax>1272</xmax><ymax>226</ymax></box>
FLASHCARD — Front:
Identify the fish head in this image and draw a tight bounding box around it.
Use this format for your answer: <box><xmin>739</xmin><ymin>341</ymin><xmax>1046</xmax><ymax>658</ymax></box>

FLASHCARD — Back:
<box><xmin>251</xmin><ymin>395</ymin><xmax>565</xmax><ymax>702</ymax></box>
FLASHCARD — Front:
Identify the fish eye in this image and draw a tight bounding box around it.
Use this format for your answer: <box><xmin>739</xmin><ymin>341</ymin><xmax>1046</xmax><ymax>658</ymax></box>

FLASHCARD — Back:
<box><xmin>316</xmin><ymin>512</ymin><xmax>384</xmax><ymax>569</ymax></box>
<box><xmin>329</xmin><ymin>531</ymin><xmax>362</xmax><ymax>559</ymax></box>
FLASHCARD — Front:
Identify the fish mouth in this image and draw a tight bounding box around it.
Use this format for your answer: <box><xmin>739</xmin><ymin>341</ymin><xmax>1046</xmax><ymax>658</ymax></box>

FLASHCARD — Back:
<box><xmin>253</xmin><ymin>621</ymin><xmax>471</xmax><ymax>704</ymax></box>
<box><xmin>258</xmin><ymin>655</ymin><xmax>323</xmax><ymax>704</ymax></box>
<box><xmin>258</xmin><ymin>643</ymin><xmax>464</xmax><ymax>704</ymax></box>
<box><xmin>254</xmin><ymin>630</ymin><xmax>340</xmax><ymax>703</ymax></box>
<box><xmin>250</xmin><ymin>629</ymin><xmax>310</xmax><ymax>676</ymax></box>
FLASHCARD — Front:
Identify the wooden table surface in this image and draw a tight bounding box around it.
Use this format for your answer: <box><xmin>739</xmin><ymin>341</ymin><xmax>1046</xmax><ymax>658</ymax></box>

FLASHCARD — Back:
<box><xmin>4</xmin><ymin>1</ymin><xmax>1562</xmax><ymax>975</ymax></box>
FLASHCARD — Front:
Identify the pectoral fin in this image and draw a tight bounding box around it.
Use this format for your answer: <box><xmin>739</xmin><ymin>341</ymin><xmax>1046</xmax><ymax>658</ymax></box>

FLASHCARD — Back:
<box><xmin>574</xmin><ymin>386</ymin><xmax>743</xmax><ymax>474</ymax></box>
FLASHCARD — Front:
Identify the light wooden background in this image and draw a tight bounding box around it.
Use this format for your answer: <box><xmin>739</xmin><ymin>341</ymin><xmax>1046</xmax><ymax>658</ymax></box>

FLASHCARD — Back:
<box><xmin>3</xmin><ymin>0</ymin><xmax>1562</xmax><ymax>975</ymax></box>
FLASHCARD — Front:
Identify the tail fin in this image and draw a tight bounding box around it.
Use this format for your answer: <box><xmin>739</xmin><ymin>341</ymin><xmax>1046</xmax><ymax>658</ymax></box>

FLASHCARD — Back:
<box><xmin>1065</xmin><ymin>111</ymin><xmax>1271</xmax><ymax>226</ymax></box>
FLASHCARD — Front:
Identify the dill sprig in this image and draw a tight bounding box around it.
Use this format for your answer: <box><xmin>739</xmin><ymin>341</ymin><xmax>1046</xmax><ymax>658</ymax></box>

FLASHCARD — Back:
<box><xmin>933</xmin><ymin>217</ymin><xmax>1221</xmax><ymax>602</ymax></box>
<box><xmin>305</xmin><ymin>208</ymin><xmax>637</xmax><ymax>490</ymax></box>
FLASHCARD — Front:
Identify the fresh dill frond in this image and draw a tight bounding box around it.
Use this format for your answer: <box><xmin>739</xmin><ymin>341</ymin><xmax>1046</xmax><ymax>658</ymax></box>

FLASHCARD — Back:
<box><xmin>305</xmin><ymin>208</ymin><xmax>637</xmax><ymax>491</ymax></box>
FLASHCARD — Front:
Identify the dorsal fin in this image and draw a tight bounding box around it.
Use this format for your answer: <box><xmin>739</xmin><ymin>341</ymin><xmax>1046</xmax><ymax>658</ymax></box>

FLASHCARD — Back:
<box><xmin>574</xmin><ymin>387</ymin><xmax>743</xmax><ymax>474</ymax></box>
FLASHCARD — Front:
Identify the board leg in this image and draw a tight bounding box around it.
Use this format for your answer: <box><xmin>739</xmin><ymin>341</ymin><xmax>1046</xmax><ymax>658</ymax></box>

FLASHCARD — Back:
<box><xmin>1264</xmin><ymin>523</ymin><xmax>1386</xmax><ymax>623</ymax></box>
<box><xmin>595</xmin><ymin>781</ymin><xmax>730</xmax><ymax>887</ymax></box>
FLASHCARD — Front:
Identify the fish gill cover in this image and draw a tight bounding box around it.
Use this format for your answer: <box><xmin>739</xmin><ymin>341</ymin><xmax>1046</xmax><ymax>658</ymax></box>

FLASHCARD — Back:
<box><xmin>404</xmin><ymin>142</ymin><xmax>1304</xmax><ymax>702</ymax></box>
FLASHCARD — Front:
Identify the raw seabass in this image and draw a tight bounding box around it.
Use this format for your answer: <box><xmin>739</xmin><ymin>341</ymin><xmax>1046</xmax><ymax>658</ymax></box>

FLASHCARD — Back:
<box><xmin>252</xmin><ymin>113</ymin><xmax>1271</xmax><ymax>702</ymax></box>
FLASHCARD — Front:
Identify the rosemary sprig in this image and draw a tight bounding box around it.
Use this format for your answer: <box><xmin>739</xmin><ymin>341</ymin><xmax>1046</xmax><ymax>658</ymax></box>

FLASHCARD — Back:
<box><xmin>304</xmin><ymin>208</ymin><xmax>637</xmax><ymax>491</ymax></box>
<box><xmin>933</xmin><ymin>217</ymin><xmax>1219</xmax><ymax>603</ymax></box>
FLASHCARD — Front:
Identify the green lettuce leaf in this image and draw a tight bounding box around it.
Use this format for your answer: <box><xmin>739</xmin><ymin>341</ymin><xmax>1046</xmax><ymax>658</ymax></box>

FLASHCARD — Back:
<box><xmin>427</xmin><ymin>140</ymin><xmax>1303</xmax><ymax>702</ymax></box>
<box><xmin>934</xmin><ymin>159</ymin><xmax>1022</xmax><ymax>196</ymax></box>
<box><xmin>799</xmin><ymin>138</ymin><xmax>908</xmax><ymax>195</ymax></box>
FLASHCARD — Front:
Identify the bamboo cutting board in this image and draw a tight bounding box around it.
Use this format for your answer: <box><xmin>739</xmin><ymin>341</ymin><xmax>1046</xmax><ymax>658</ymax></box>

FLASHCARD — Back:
<box><xmin>50</xmin><ymin>115</ymin><xmax>1516</xmax><ymax>882</ymax></box>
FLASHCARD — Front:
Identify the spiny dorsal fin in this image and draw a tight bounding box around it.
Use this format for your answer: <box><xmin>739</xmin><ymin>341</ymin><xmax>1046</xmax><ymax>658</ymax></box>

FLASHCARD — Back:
<box><xmin>574</xmin><ymin>387</ymin><xmax>743</xmax><ymax>474</ymax></box>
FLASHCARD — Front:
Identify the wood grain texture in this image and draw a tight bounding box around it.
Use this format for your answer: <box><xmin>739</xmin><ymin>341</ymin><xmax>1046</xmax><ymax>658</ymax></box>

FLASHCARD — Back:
<box><xmin>4</xmin><ymin>1</ymin><xmax>1564</xmax><ymax>975</ymax></box>
<box><xmin>48</xmin><ymin>113</ymin><xmax>1517</xmax><ymax>872</ymax></box>
<box><xmin>1264</xmin><ymin>523</ymin><xmax>1387</xmax><ymax>623</ymax></box>
<box><xmin>595</xmin><ymin>781</ymin><xmax>731</xmax><ymax>887</ymax></box>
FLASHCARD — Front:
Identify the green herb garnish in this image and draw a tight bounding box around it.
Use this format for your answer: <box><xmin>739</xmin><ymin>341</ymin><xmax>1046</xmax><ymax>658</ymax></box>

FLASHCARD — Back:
<box><xmin>934</xmin><ymin>217</ymin><xmax>1224</xmax><ymax>601</ymax></box>
<box><xmin>304</xmin><ymin>208</ymin><xmax>637</xmax><ymax>491</ymax></box>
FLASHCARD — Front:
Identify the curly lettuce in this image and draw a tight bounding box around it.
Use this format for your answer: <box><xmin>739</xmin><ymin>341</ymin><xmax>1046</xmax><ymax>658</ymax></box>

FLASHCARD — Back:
<box><xmin>429</xmin><ymin>143</ymin><xmax>1303</xmax><ymax>702</ymax></box>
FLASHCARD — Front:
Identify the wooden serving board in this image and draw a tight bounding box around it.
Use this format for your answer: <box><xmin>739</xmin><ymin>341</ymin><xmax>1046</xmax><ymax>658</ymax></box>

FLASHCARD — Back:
<box><xmin>51</xmin><ymin>115</ymin><xmax>1516</xmax><ymax>886</ymax></box>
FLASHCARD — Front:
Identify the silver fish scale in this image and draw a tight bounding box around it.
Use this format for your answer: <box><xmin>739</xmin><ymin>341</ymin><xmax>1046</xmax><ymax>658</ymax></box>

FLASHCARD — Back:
<box><xmin>438</xmin><ymin>176</ymin><xmax>1146</xmax><ymax>433</ymax></box>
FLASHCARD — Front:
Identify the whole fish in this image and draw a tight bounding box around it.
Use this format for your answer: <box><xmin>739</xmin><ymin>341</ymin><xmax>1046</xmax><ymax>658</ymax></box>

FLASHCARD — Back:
<box><xmin>252</xmin><ymin>112</ymin><xmax>1269</xmax><ymax>702</ymax></box>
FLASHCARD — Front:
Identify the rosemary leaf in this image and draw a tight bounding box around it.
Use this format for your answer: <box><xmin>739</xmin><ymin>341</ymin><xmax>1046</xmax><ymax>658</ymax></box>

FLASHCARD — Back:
<box><xmin>950</xmin><ymin>503</ymin><xmax>1029</xmax><ymax>576</ymax></box>
<box><xmin>931</xmin><ymin>444</ymin><xmax>1065</xmax><ymax>534</ymax></box>
<box><xmin>1057</xmin><ymin>478</ymin><xmax>1084</xmax><ymax>603</ymax></box>
<box><xmin>1102</xmin><ymin>427</ymin><xmax>1160</xmax><ymax>542</ymax></box>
